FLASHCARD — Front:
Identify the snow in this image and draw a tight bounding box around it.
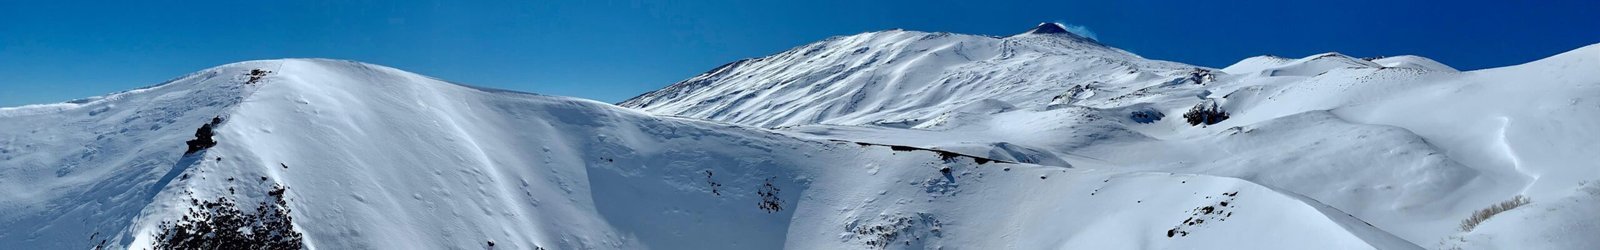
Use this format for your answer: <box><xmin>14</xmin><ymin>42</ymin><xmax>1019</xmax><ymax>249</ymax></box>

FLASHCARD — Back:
<box><xmin>619</xmin><ymin>27</ymin><xmax>1188</xmax><ymax>128</ymax></box>
<box><xmin>0</xmin><ymin>65</ymin><xmax>256</xmax><ymax>249</ymax></box>
<box><xmin>0</xmin><ymin>58</ymin><xmax>1414</xmax><ymax>249</ymax></box>
<box><xmin>1451</xmin><ymin>182</ymin><xmax>1600</xmax><ymax>249</ymax></box>
<box><xmin>1371</xmin><ymin>55</ymin><xmax>1459</xmax><ymax>72</ymax></box>
<box><xmin>1013</xmin><ymin>22</ymin><xmax>1097</xmax><ymax>42</ymax></box>
<box><xmin>621</xmin><ymin>24</ymin><xmax>1600</xmax><ymax>249</ymax></box>
<box><xmin>3</xmin><ymin>24</ymin><xmax>1597</xmax><ymax>249</ymax></box>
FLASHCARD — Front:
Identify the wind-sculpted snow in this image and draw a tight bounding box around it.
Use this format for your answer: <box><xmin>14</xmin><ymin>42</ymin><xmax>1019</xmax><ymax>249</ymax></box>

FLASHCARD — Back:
<box><xmin>0</xmin><ymin>63</ymin><xmax>262</xmax><ymax>249</ymax></box>
<box><xmin>620</xmin><ymin>24</ymin><xmax>1600</xmax><ymax>249</ymax></box>
<box><xmin>3</xmin><ymin>58</ymin><xmax>1420</xmax><ymax>249</ymax></box>
<box><xmin>3</xmin><ymin>24</ymin><xmax>1596</xmax><ymax>249</ymax></box>
<box><xmin>619</xmin><ymin>27</ymin><xmax>1193</xmax><ymax>128</ymax></box>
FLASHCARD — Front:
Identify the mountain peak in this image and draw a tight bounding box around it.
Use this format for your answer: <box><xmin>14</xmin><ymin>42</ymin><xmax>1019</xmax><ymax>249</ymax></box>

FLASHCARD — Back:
<box><xmin>1012</xmin><ymin>22</ymin><xmax>1095</xmax><ymax>41</ymax></box>
<box><xmin>1023</xmin><ymin>22</ymin><xmax>1071</xmax><ymax>35</ymax></box>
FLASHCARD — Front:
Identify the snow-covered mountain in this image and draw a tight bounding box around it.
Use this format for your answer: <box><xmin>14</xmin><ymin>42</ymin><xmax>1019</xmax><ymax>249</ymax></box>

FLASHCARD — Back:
<box><xmin>622</xmin><ymin>23</ymin><xmax>1600</xmax><ymax>249</ymax></box>
<box><xmin>0</xmin><ymin>22</ymin><xmax>1594</xmax><ymax>249</ymax></box>
<box><xmin>620</xmin><ymin>23</ymin><xmax>1192</xmax><ymax>128</ymax></box>
<box><xmin>1</xmin><ymin>58</ymin><xmax>1416</xmax><ymax>249</ymax></box>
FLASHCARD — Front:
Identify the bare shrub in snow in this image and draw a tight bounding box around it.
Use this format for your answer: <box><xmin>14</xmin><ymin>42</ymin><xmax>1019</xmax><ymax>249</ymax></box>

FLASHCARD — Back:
<box><xmin>1459</xmin><ymin>195</ymin><xmax>1529</xmax><ymax>232</ymax></box>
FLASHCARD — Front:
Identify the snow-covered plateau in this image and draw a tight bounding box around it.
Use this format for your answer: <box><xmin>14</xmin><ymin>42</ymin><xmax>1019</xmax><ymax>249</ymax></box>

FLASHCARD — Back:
<box><xmin>3</xmin><ymin>23</ymin><xmax>1597</xmax><ymax>249</ymax></box>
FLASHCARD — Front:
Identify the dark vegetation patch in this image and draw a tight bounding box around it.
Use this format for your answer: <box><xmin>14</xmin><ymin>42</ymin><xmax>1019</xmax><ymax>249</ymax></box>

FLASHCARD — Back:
<box><xmin>154</xmin><ymin>183</ymin><xmax>302</xmax><ymax>249</ymax></box>
<box><xmin>757</xmin><ymin>177</ymin><xmax>783</xmax><ymax>213</ymax></box>
<box><xmin>1181</xmin><ymin>68</ymin><xmax>1216</xmax><ymax>85</ymax></box>
<box><xmin>1051</xmin><ymin>84</ymin><xmax>1092</xmax><ymax>103</ymax></box>
<box><xmin>704</xmin><ymin>170</ymin><xmax>723</xmax><ymax>196</ymax></box>
<box><xmin>184</xmin><ymin>117</ymin><xmax>224</xmax><ymax>155</ymax></box>
<box><xmin>846</xmin><ymin>213</ymin><xmax>943</xmax><ymax>249</ymax></box>
<box><xmin>1182</xmin><ymin>101</ymin><xmax>1230</xmax><ymax>126</ymax></box>
<box><xmin>1130</xmin><ymin>109</ymin><xmax>1164</xmax><ymax>124</ymax></box>
<box><xmin>88</xmin><ymin>232</ymin><xmax>109</xmax><ymax>250</ymax></box>
<box><xmin>244</xmin><ymin>69</ymin><xmax>272</xmax><ymax>84</ymax></box>
<box><xmin>1167</xmin><ymin>191</ymin><xmax>1240</xmax><ymax>238</ymax></box>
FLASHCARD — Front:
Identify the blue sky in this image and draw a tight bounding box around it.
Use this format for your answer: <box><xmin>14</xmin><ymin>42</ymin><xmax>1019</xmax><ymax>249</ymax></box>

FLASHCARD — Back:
<box><xmin>3</xmin><ymin>0</ymin><xmax>1597</xmax><ymax>107</ymax></box>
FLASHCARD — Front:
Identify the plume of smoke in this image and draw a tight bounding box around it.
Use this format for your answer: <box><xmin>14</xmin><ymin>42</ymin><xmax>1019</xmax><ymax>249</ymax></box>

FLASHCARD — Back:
<box><xmin>1054</xmin><ymin>21</ymin><xmax>1099</xmax><ymax>41</ymax></box>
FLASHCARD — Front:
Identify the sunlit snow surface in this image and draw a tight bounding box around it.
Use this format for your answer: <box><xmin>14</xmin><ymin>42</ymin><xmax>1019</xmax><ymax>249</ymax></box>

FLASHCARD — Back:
<box><xmin>3</xmin><ymin>26</ymin><xmax>1598</xmax><ymax>249</ymax></box>
<box><xmin>624</xmin><ymin>26</ymin><xmax>1600</xmax><ymax>249</ymax></box>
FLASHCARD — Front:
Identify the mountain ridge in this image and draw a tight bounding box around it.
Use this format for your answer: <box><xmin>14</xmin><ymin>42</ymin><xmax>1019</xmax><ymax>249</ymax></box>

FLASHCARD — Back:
<box><xmin>3</xmin><ymin>25</ymin><xmax>1598</xmax><ymax>249</ymax></box>
<box><xmin>2</xmin><ymin>58</ymin><xmax>1423</xmax><ymax>249</ymax></box>
<box><xmin>615</xmin><ymin>23</ymin><xmax>1600</xmax><ymax>249</ymax></box>
<box><xmin>618</xmin><ymin>26</ymin><xmax>1181</xmax><ymax>128</ymax></box>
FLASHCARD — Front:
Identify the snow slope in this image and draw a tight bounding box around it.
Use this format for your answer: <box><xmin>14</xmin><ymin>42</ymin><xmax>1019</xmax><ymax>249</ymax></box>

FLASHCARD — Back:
<box><xmin>622</xmin><ymin>23</ymin><xmax>1600</xmax><ymax>249</ymax></box>
<box><xmin>0</xmin><ymin>67</ymin><xmax>256</xmax><ymax>249</ymax></box>
<box><xmin>1</xmin><ymin>59</ymin><xmax>1418</xmax><ymax>249</ymax></box>
<box><xmin>619</xmin><ymin>23</ymin><xmax>1194</xmax><ymax>128</ymax></box>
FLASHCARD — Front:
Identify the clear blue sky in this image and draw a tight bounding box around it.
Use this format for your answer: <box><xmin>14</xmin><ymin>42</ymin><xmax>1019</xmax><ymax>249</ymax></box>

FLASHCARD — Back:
<box><xmin>3</xmin><ymin>0</ymin><xmax>1597</xmax><ymax>107</ymax></box>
